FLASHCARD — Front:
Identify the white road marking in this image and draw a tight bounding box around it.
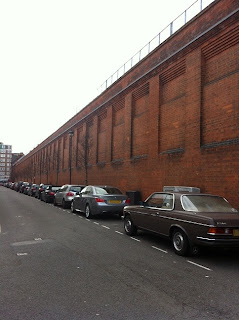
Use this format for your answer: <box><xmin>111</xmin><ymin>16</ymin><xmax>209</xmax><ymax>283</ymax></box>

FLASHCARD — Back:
<box><xmin>130</xmin><ymin>237</ymin><xmax>141</xmax><ymax>242</ymax></box>
<box><xmin>115</xmin><ymin>231</ymin><xmax>123</xmax><ymax>235</ymax></box>
<box><xmin>17</xmin><ymin>253</ymin><xmax>28</xmax><ymax>256</ymax></box>
<box><xmin>152</xmin><ymin>246</ymin><xmax>168</xmax><ymax>253</ymax></box>
<box><xmin>102</xmin><ymin>225</ymin><xmax>110</xmax><ymax>229</ymax></box>
<box><xmin>0</xmin><ymin>224</ymin><xmax>1</xmax><ymax>233</ymax></box>
<box><xmin>94</xmin><ymin>222</ymin><xmax>100</xmax><ymax>225</ymax></box>
<box><xmin>187</xmin><ymin>260</ymin><xmax>212</xmax><ymax>271</ymax></box>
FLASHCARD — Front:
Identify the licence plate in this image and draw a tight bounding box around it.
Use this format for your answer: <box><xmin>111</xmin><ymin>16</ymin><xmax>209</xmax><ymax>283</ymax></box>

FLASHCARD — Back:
<box><xmin>108</xmin><ymin>200</ymin><xmax>121</xmax><ymax>204</ymax></box>
<box><xmin>233</xmin><ymin>229</ymin><xmax>239</xmax><ymax>236</ymax></box>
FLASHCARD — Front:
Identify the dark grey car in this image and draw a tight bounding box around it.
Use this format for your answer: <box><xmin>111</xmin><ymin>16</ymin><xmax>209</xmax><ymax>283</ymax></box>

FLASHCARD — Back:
<box><xmin>71</xmin><ymin>185</ymin><xmax>131</xmax><ymax>218</ymax></box>
<box><xmin>54</xmin><ymin>184</ymin><xmax>85</xmax><ymax>208</ymax></box>
<box><xmin>123</xmin><ymin>187</ymin><xmax>239</xmax><ymax>256</ymax></box>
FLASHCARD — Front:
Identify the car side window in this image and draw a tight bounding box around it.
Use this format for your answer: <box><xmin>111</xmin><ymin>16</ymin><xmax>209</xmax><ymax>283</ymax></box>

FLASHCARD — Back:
<box><xmin>146</xmin><ymin>193</ymin><xmax>164</xmax><ymax>208</ymax></box>
<box><xmin>161</xmin><ymin>194</ymin><xmax>174</xmax><ymax>210</ymax></box>
<box><xmin>146</xmin><ymin>193</ymin><xmax>173</xmax><ymax>209</ymax></box>
<box><xmin>84</xmin><ymin>186</ymin><xmax>92</xmax><ymax>195</ymax></box>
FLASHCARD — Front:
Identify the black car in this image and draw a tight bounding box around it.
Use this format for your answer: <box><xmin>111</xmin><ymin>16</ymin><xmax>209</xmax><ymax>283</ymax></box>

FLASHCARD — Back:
<box><xmin>35</xmin><ymin>184</ymin><xmax>50</xmax><ymax>199</ymax></box>
<box><xmin>41</xmin><ymin>185</ymin><xmax>61</xmax><ymax>203</ymax></box>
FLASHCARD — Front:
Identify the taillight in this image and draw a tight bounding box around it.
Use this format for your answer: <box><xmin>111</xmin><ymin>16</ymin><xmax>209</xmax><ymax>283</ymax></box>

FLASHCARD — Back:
<box><xmin>66</xmin><ymin>192</ymin><xmax>74</xmax><ymax>197</ymax></box>
<box><xmin>208</xmin><ymin>227</ymin><xmax>233</xmax><ymax>235</ymax></box>
<box><xmin>125</xmin><ymin>198</ymin><xmax>131</xmax><ymax>204</ymax></box>
<box><xmin>95</xmin><ymin>197</ymin><xmax>105</xmax><ymax>203</ymax></box>
<box><xmin>49</xmin><ymin>192</ymin><xmax>55</xmax><ymax>196</ymax></box>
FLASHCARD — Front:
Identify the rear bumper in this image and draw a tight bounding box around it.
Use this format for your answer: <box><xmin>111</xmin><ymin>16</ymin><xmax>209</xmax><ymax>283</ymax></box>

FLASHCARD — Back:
<box><xmin>196</xmin><ymin>236</ymin><xmax>239</xmax><ymax>247</ymax></box>
<box><xmin>94</xmin><ymin>204</ymin><xmax>126</xmax><ymax>215</ymax></box>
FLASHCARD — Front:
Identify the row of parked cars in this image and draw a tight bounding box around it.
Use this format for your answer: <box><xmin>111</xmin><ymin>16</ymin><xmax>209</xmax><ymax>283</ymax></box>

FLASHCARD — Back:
<box><xmin>4</xmin><ymin>182</ymin><xmax>239</xmax><ymax>256</ymax></box>
<box><xmin>7</xmin><ymin>181</ymin><xmax>131</xmax><ymax>218</ymax></box>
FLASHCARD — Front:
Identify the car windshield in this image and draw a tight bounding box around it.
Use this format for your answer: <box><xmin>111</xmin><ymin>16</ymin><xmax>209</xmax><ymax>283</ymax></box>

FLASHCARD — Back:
<box><xmin>94</xmin><ymin>187</ymin><xmax>122</xmax><ymax>195</ymax></box>
<box><xmin>182</xmin><ymin>195</ymin><xmax>238</xmax><ymax>213</ymax></box>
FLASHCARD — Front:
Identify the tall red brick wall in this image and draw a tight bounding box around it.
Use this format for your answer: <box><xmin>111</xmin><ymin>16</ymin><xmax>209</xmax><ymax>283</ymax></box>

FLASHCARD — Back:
<box><xmin>12</xmin><ymin>0</ymin><xmax>239</xmax><ymax>208</ymax></box>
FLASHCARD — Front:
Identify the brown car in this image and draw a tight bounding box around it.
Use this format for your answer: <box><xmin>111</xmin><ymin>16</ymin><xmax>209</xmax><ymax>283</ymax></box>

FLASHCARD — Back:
<box><xmin>123</xmin><ymin>186</ymin><xmax>239</xmax><ymax>256</ymax></box>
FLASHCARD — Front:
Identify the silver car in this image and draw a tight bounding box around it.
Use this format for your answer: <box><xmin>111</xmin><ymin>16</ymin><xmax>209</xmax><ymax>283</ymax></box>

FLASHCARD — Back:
<box><xmin>54</xmin><ymin>184</ymin><xmax>85</xmax><ymax>208</ymax></box>
<box><xmin>71</xmin><ymin>185</ymin><xmax>131</xmax><ymax>218</ymax></box>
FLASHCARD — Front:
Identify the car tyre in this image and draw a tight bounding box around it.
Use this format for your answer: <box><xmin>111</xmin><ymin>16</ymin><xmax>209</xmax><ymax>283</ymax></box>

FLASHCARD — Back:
<box><xmin>53</xmin><ymin>198</ymin><xmax>57</xmax><ymax>206</ymax></box>
<box><xmin>124</xmin><ymin>215</ymin><xmax>137</xmax><ymax>236</ymax></box>
<box><xmin>85</xmin><ymin>204</ymin><xmax>92</xmax><ymax>219</ymax></box>
<box><xmin>172</xmin><ymin>229</ymin><xmax>189</xmax><ymax>256</ymax></box>
<box><xmin>62</xmin><ymin>199</ymin><xmax>67</xmax><ymax>209</ymax></box>
<box><xmin>71</xmin><ymin>201</ymin><xmax>76</xmax><ymax>213</ymax></box>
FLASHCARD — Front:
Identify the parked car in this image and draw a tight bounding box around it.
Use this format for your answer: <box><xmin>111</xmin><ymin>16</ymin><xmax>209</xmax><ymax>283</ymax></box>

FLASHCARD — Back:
<box><xmin>15</xmin><ymin>181</ymin><xmax>23</xmax><ymax>192</ymax></box>
<box><xmin>19</xmin><ymin>182</ymin><xmax>29</xmax><ymax>193</ymax></box>
<box><xmin>23</xmin><ymin>183</ymin><xmax>32</xmax><ymax>195</ymax></box>
<box><xmin>35</xmin><ymin>184</ymin><xmax>50</xmax><ymax>200</ymax></box>
<box><xmin>71</xmin><ymin>185</ymin><xmax>131</xmax><ymax>218</ymax></box>
<box><xmin>28</xmin><ymin>184</ymin><xmax>39</xmax><ymax>197</ymax></box>
<box><xmin>54</xmin><ymin>184</ymin><xmax>85</xmax><ymax>208</ymax></box>
<box><xmin>123</xmin><ymin>186</ymin><xmax>239</xmax><ymax>256</ymax></box>
<box><xmin>41</xmin><ymin>185</ymin><xmax>61</xmax><ymax>203</ymax></box>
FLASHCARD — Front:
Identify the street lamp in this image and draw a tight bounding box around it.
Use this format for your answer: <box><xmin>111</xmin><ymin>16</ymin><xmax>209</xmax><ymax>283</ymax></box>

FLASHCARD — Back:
<box><xmin>68</xmin><ymin>130</ymin><xmax>74</xmax><ymax>184</ymax></box>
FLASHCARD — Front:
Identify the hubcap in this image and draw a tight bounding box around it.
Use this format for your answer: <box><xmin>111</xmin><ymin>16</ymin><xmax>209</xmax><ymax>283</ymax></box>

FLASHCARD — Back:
<box><xmin>173</xmin><ymin>232</ymin><xmax>184</xmax><ymax>251</ymax></box>
<box><xmin>125</xmin><ymin>218</ymin><xmax>132</xmax><ymax>232</ymax></box>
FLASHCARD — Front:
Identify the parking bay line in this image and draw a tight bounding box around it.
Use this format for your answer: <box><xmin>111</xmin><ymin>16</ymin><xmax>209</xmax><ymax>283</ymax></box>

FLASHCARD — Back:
<box><xmin>152</xmin><ymin>246</ymin><xmax>168</xmax><ymax>254</ymax></box>
<box><xmin>187</xmin><ymin>260</ymin><xmax>212</xmax><ymax>271</ymax></box>
<box><xmin>102</xmin><ymin>225</ymin><xmax>110</xmax><ymax>230</ymax></box>
<box><xmin>130</xmin><ymin>237</ymin><xmax>141</xmax><ymax>242</ymax></box>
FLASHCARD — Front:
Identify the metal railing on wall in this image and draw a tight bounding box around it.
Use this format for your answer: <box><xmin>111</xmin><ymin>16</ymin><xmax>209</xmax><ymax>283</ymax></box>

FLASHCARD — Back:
<box><xmin>98</xmin><ymin>0</ymin><xmax>215</xmax><ymax>94</ymax></box>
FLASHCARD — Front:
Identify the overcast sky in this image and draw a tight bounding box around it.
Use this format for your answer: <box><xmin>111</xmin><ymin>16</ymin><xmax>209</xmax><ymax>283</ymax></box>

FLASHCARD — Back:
<box><xmin>0</xmin><ymin>0</ymin><xmax>212</xmax><ymax>154</ymax></box>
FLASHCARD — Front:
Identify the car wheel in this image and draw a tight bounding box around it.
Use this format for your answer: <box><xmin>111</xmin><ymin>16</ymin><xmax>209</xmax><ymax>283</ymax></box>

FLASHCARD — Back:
<box><xmin>53</xmin><ymin>198</ymin><xmax>57</xmax><ymax>206</ymax></box>
<box><xmin>62</xmin><ymin>199</ymin><xmax>67</xmax><ymax>209</ymax></box>
<box><xmin>124</xmin><ymin>215</ymin><xmax>137</xmax><ymax>236</ymax></box>
<box><xmin>71</xmin><ymin>201</ymin><xmax>76</xmax><ymax>213</ymax></box>
<box><xmin>85</xmin><ymin>204</ymin><xmax>92</xmax><ymax>219</ymax></box>
<box><xmin>172</xmin><ymin>229</ymin><xmax>189</xmax><ymax>256</ymax></box>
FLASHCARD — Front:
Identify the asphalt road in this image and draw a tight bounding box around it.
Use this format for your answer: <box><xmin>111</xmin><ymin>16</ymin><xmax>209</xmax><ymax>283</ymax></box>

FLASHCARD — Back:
<box><xmin>1</xmin><ymin>186</ymin><xmax>239</xmax><ymax>320</ymax></box>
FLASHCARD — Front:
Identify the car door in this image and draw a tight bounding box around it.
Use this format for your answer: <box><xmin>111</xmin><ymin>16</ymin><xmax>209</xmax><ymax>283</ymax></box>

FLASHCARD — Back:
<box><xmin>76</xmin><ymin>186</ymin><xmax>92</xmax><ymax>212</ymax></box>
<box><xmin>135</xmin><ymin>193</ymin><xmax>174</xmax><ymax>234</ymax></box>
<box><xmin>55</xmin><ymin>186</ymin><xmax>64</xmax><ymax>204</ymax></box>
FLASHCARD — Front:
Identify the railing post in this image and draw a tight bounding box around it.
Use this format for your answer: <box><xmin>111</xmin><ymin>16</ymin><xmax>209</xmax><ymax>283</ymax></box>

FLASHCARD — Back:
<box><xmin>170</xmin><ymin>22</ymin><xmax>173</xmax><ymax>35</ymax></box>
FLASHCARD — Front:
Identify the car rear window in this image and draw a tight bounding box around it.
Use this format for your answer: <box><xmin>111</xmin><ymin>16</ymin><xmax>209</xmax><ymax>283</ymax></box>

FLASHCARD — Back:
<box><xmin>70</xmin><ymin>186</ymin><xmax>83</xmax><ymax>192</ymax></box>
<box><xmin>181</xmin><ymin>195</ymin><xmax>238</xmax><ymax>213</ymax></box>
<box><xmin>52</xmin><ymin>187</ymin><xmax>60</xmax><ymax>191</ymax></box>
<box><xmin>95</xmin><ymin>187</ymin><xmax>122</xmax><ymax>195</ymax></box>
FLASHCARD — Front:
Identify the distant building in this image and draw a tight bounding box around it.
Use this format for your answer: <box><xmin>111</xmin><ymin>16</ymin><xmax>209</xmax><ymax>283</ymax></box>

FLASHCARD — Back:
<box><xmin>12</xmin><ymin>152</ymin><xmax>24</xmax><ymax>165</ymax></box>
<box><xmin>0</xmin><ymin>142</ymin><xmax>12</xmax><ymax>182</ymax></box>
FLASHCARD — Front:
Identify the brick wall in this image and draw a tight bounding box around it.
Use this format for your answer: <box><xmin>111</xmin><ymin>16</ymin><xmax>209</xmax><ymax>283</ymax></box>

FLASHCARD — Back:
<box><xmin>12</xmin><ymin>0</ymin><xmax>239</xmax><ymax>209</ymax></box>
